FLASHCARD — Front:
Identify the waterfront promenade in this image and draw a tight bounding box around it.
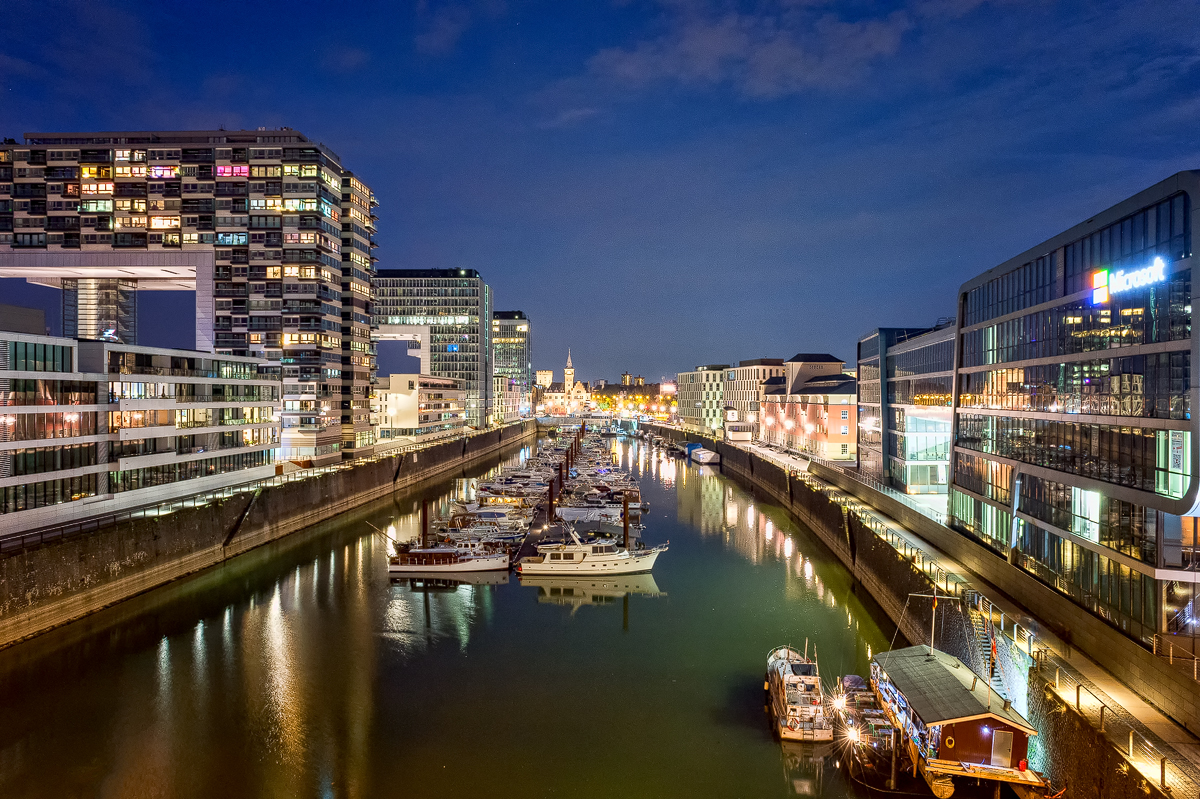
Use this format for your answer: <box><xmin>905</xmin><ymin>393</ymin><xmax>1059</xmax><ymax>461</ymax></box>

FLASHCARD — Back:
<box><xmin>649</xmin><ymin>423</ymin><xmax>1200</xmax><ymax>796</ymax></box>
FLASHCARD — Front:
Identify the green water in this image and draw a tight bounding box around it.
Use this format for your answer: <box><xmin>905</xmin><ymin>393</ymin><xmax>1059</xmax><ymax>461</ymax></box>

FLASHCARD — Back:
<box><xmin>0</xmin><ymin>439</ymin><xmax>893</xmax><ymax>798</ymax></box>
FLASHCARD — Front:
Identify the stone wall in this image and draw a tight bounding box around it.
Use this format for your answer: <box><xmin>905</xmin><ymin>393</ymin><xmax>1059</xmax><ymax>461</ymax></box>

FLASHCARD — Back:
<box><xmin>0</xmin><ymin>421</ymin><xmax>537</xmax><ymax>649</ymax></box>
<box><xmin>643</xmin><ymin>424</ymin><xmax>1173</xmax><ymax>798</ymax></box>
<box><xmin>807</xmin><ymin>460</ymin><xmax>1200</xmax><ymax>736</ymax></box>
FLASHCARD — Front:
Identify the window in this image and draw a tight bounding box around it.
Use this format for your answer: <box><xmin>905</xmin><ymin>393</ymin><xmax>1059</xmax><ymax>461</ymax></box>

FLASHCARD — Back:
<box><xmin>80</xmin><ymin>199</ymin><xmax>112</xmax><ymax>213</ymax></box>
<box><xmin>840</xmin><ymin>425</ymin><xmax>849</xmax><ymax>435</ymax></box>
<box><xmin>841</xmin><ymin>444</ymin><xmax>849</xmax><ymax>455</ymax></box>
<box><xmin>841</xmin><ymin>409</ymin><xmax>849</xmax><ymax>420</ymax></box>
<box><xmin>147</xmin><ymin>165</ymin><xmax>179</xmax><ymax>179</ymax></box>
<box><xmin>81</xmin><ymin>182</ymin><xmax>114</xmax><ymax>195</ymax></box>
<box><xmin>149</xmin><ymin>216</ymin><xmax>179</xmax><ymax>229</ymax></box>
<box><xmin>216</xmin><ymin>165</ymin><xmax>249</xmax><ymax>178</ymax></box>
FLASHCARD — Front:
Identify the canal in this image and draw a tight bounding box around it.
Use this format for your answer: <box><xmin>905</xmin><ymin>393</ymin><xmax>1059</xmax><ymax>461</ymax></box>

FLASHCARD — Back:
<box><xmin>0</xmin><ymin>438</ymin><xmax>894</xmax><ymax>798</ymax></box>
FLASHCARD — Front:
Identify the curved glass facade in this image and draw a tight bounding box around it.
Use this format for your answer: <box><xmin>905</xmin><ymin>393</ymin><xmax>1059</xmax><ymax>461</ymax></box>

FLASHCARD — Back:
<box><xmin>951</xmin><ymin>179</ymin><xmax>1196</xmax><ymax>647</ymax></box>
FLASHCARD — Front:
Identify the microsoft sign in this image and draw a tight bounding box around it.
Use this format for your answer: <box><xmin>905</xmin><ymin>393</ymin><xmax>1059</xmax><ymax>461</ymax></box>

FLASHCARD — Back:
<box><xmin>1092</xmin><ymin>256</ymin><xmax>1167</xmax><ymax>304</ymax></box>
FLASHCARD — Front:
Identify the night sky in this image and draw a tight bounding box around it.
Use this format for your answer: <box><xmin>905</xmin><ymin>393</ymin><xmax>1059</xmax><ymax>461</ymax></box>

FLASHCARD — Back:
<box><xmin>3</xmin><ymin>0</ymin><xmax>1199</xmax><ymax>382</ymax></box>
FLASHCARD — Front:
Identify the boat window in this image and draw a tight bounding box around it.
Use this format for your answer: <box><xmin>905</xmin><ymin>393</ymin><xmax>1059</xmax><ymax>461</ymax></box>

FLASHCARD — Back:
<box><xmin>791</xmin><ymin>664</ymin><xmax>816</xmax><ymax>676</ymax></box>
<box><xmin>562</xmin><ymin>553</ymin><xmax>574</xmax><ymax>560</ymax></box>
<box><xmin>550</xmin><ymin>553</ymin><xmax>561</xmax><ymax>561</ymax></box>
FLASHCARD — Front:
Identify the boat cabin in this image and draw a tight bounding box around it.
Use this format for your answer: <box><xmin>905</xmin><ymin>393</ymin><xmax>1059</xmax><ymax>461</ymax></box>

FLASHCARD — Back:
<box><xmin>871</xmin><ymin>647</ymin><xmax>1044</xmax><ymax>795</ymax></box>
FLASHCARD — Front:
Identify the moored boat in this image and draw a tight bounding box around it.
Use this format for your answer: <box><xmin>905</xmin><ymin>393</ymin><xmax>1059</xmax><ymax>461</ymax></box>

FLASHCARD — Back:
<box><xmin>766</xmin><ymin>645</ymin><xmax>834</xmax><ymax>742</ymax></box>
<box><xmin>516</xmin><ymin>527</ymin><xmax>666</xmax><ymax>575</ymax></box>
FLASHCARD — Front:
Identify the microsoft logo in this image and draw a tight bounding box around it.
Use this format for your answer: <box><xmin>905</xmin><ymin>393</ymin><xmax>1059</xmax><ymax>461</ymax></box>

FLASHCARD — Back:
<box><xmin>1092</xmin><ymin>270</ymin><xmax>1109</xmax><ymax>304</ymax></box>
<box><xmin>1092</xmin><ymin>256</ymin><xmax>1167</xmax><ymax>304</ymax></box>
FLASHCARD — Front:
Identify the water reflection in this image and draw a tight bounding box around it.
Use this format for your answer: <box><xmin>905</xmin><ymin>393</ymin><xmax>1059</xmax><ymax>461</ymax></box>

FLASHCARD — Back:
<box><xmin>519</xmin><ymin>574</ymin><xmax>665</xmax><ymax>611</ymax></box>
<box><xmin>0</xmin><ymin>437</ymin><xmax>891</xmax><ymax>799</ymax></box>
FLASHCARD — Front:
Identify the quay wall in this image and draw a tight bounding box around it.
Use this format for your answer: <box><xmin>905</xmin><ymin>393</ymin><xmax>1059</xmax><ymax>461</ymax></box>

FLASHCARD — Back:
<box><xmin>0</xmin><ymin>421</ymin><xmax>538</xmax><ymax>650</ymax></box>
<box><xmin>643</xmin><ymin>424</ymin><xmax>1173</xmax><ymax>798</ymax></box>
<box><xmin>641</xmin><ymin>424</ymin><xmax>1200</xmax><ymax>734</ymax></box>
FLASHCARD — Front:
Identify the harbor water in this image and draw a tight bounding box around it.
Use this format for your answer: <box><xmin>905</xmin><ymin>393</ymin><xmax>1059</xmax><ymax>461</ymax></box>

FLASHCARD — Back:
<box><xmin>0</xmin><ymin>438</ymin><xmax>894</xmax><ymax>798</ymax></box>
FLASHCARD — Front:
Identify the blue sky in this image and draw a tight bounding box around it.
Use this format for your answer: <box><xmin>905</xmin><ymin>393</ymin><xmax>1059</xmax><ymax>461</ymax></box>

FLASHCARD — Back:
<box><xmin>3</xmin><ymin>0</ymin><xmax>1199</xmax><ymax>381</ymax></box>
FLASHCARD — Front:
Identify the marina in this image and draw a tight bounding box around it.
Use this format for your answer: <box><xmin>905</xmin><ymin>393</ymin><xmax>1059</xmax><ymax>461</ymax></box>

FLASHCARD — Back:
<box><xmin>0</xmin><ymin>435</ymin><xmax>892</xmax><ymax>798</ymax></box>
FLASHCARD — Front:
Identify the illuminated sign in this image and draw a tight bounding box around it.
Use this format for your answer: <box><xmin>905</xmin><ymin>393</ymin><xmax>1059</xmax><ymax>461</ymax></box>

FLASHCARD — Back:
<box><xmin>1092</xmin><ymin>256</ymin><xmax>1167</xmax><ymax>303</ymax></box>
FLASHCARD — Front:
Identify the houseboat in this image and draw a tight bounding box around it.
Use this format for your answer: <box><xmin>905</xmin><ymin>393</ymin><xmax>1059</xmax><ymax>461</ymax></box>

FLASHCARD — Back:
<box><xmin>691</xmin><ymin>447</ymin><xmax>721</xmax><ymax>465</ymax></box>
<box><xmin>871</xmin><ymin>646</ymin><xmax>1045</xmax><ymax>798</ymax></box>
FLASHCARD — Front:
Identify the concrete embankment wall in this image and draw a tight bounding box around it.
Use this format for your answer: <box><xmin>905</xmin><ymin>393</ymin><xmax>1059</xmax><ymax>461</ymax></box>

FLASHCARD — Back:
<box><xmin>0</xmin><ymin>421</ymin><xmax>537</xmax><ymax>650</ymax></box>
<box><xmin>645</xmin><ymin>424</ymin><xmax>1172</xmax><ymax>798</ymax></box>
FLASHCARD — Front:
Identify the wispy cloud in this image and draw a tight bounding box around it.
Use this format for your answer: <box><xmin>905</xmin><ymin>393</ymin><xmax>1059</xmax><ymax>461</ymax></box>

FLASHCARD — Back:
<box><xmin>589</xmin><ymin>2</ymin><xmax>916</xmax><ymax>97</ymax></box>
<box><xmin>415</xmin><ymin>3</ymin><xmax>474</xmax><ymax>55</ymax></box>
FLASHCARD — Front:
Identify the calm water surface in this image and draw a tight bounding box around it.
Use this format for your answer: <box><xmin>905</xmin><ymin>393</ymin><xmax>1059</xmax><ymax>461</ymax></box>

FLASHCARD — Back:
<box><xmin>0</xmin><ymin>439</ymin><xmax>893</xmax><ymax>798</ymax></box>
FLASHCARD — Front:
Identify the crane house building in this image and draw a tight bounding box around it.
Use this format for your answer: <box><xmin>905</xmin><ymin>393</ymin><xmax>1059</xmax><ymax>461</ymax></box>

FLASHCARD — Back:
<box><xmin>949</xmin><ymin>171</ymin><xmax>1196</xmax><ymax>648</ymax></box>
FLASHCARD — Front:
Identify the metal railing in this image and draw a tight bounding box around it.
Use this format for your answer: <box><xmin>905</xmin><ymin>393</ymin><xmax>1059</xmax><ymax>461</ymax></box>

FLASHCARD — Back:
<box><xmin>0</xmin><ymin>421</ymin><xmax>533</xmax><ymax>555</ymax></box>
<box><xmin>1152</xmin><ymin>634</ymin><xmax>1200</xmax><ymax>682</ymax></box>
<box><xmin>804</xmin><ymin>452</ymin><xmax>949</xmax><ymax>526</ymax></box>
<box><xmin>790</xmin><ymin>460</ymin><xmax>1199</xmax><ymax>797</ymax></box>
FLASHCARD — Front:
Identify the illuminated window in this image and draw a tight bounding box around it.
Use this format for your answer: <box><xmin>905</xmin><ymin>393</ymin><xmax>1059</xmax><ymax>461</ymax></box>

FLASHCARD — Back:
<box><xmin>301</xmin><ymin>165</ymin><xmax>318</xmax><ymax>177</ymax></box>
<box><xmin>283</xmin><ymin>165</ymin><xmax>301</xmax><ymax>177</ymax></box>
<box><xmin>284</xmin><ymin>266</ymin><xmax>300</xmax><ymax>277</ymax></box>
<box><xmin>117</xmin><ymin>216</ymin><xmax>146</xmax><ymax>228</ymax></box>
<box><xmin>147</xmin><ymin>165</ymin><xmax>179</xmax><ymax>179</ymax></box>
<box><xmin>216</xmin><ymin>165</ymin><xmax>249</xmax><ymax>178</ymax></box>
<box><xmin>150</xmin><ymin>216</ymin><xmax>180</xmax><ymax>229</ymax></box>
<box><xmin>81</xmin><ymin>182</ymin><xmax>114</xmax><ymax>195</ymax></box>
<box><xmin>284</xmin><ymin>232</ymin><xmax>316</xmax><ymax>245</ymax></box>
<box><xmin>80</xmin><ymin>199</ymin><xmax>112</xmax><ymax>213</ymax></box>
<box><xmin>115</xmin><ymin>166</ymin><xmax>147</xmax><ymax>178</ymax></box>
<box><xmin>215</xmin><ymin>232</ymin><xmax>248</xmax><ymax>245</ymax></box>
<box><xmin>251</xmin><ymin>165</ymin><xmax>281</xmax><ymax>178</ymax></box>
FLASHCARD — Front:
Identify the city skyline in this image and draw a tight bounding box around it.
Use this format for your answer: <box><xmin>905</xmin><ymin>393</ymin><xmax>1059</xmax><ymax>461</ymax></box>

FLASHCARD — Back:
<box><xmin>2</xmin><ymin>0</ymin><xmax>1200</xmax><ymax>380</ymax></box>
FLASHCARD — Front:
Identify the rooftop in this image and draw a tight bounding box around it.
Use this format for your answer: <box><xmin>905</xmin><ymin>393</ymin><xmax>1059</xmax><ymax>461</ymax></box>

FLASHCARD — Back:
<box><xmin>874</xmin><ymin>646</ymin><xmax>1036</xmax><ymax>733</ymax></box>
<box><xmin>493</xmin><ymin>310</ymin><xmax>528</xmax><ymax>320</ymax></box>
<box><xmin>786</xmin><ymin>353</ymin><xmax>843</xmax><ymax>364</ymax></box>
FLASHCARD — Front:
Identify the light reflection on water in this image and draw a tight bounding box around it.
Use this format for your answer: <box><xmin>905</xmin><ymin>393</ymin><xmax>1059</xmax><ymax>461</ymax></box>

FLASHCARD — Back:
<box><xmin>0</xmin><ymin>439</ymin><xmax>890</xmax><ymax>798</ymax></box>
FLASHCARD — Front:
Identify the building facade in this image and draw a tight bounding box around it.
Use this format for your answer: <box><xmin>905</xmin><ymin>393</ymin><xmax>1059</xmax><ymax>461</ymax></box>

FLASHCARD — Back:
<box><xmin>372</xmin><ymin>269</ymin><xmax>493</xmax><ymax>428</ymax></box>
<box><xmin>0</xmin><ymin>332</ymin><xmax>279</xmax><ymax>534</ymax></box>
<box><xmin>492</xmin><ymin>375</ymin><xmax>522</xmax><ymax>425</ymax></box>
<box><xmin>950</xmin><ymin>171</ymin><xmax>1196</xmax><ymax>646</ymax></box>
<box><xmin>858</xmin><ymin>324</ymin><xmax>955</xmax><ymax>494</ymax></box>
<box><xmin>492</xmin><ymin>311</ymin><xmax>531</xmax><ymax>404</ymax></box>
<box><xmin>723</xmin><ymin>358</ymin><xmax>784</xmax><ymax>440</ymax></box>
<box><xmin>0</xmin><ymin>130</ymin><xmax>376</xmax><ymax>466</ymax></box>
<box><xmin>371</xmin><ymin>373</ymin><xmax>465</xmax><ymax>449</ymax></box>
<box><xmin>676</xmin><ymin>364</ymin><xmax>729</xmax><ymax>434</ymax></box>
<box><xmin>760</xmin><ymin>357</ymin><xmax>857</xmax><ymax>460</ymax></box>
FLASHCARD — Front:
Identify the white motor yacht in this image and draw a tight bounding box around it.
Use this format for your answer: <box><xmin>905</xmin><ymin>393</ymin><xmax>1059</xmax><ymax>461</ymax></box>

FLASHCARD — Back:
<box><xmin>766</xmin><ymin>645</ymin><xmax>834</xmax><ymax>742</ymax></box>
<box><xmin>516</xmin><ymin>527</ymin><xmax>666</xmax><ymax>575</ymax></box>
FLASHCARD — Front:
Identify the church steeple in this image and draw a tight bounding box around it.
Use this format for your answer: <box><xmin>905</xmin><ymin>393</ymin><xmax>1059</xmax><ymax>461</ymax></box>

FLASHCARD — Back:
<box><xmin>566</xmin><ymin>348</ymin><xmax>573</xmax><ymax>368</ymax></box>
<box><xmin>563</xmin><ymin>349</ymin><xmax>575</xmax><ymax>390</ymax></box>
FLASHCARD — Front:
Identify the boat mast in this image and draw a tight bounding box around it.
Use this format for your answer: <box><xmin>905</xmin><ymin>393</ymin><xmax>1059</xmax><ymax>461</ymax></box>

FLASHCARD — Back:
<box><xmin>929</xmin><ymin>584</ymin><xmax>936</xmax><ymax>656</ymax></box>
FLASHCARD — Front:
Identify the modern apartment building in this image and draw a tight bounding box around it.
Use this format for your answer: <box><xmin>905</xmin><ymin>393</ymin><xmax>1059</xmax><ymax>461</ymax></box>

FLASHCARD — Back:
<box><xmin>722</xmin><ymin>358</ymin><xmax>785</xmax><ymax>440</ymax></box>
<box><xmin>949</xmin><ymin>171</ymin><xmax>1195</xmax><ymax>646</ymax></box>
<box><xmin>0</xmin><ymin>331</ymin><xmax>279</xmax><ymax>534</ymax></box>
<box><xmin>0</xmin><ymin>129</ymin><xmax>377</xmax><ymax>466</ymax></box>
<box><xmin>858</xmin><ymin>323</ymin><xmax>954</xmax><ymax>494</ymax></box>
<box><xmin>676</xmin><ymin>364</ymin><xmax>729</xmax><ymax>434</ymax></box>
<box><xmin>373</xmin><ymin>269</ymin><xmax>493</xmax><ymax>428</ymax></box>
<box><xmin>492</xmin><ymin>374</ymin><xmax>522</xmax><ymax>425</ymax></box>
<box><xmin>492</xmin><ymin>310</ymin><xmax>532</xmax><ymax>401</ymax></box>
<box><xmin>371</xmin><ymin>373</ymin><xmax>465</xmax><ymax>449</ymax></box>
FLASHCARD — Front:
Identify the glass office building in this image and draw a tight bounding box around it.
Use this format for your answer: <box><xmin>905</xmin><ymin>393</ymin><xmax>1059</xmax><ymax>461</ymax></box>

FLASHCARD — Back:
<box><xmin>858</xmin><ymin>326</ymin><xmax>954</xmax><ymax>492</ymax></box>
<box><xmin>491</xmin><ymin>311</ymin><xmax>532</xmax><ymax>397</ymax></box>
<box><xmin>950</xmin><ymin>171</ymin><xmax>1196</xmax><ymax>646</ymax></box>
<box><xmin>373</xmin><ymin>269</ymin><xmax>493</xmax><ymax>428</ymax></box>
